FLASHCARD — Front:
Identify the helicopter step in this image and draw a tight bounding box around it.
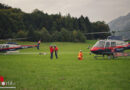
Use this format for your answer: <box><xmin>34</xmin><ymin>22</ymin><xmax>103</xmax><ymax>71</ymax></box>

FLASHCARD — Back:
<box><xmin>94</xmin><ymin>54</ymin><xmax>115</xmax><ymax>60</ymax></box>
<box><xmin>94</xmin><ymin>55</ymin><xmax>105</xmax><ymax>60</ymax></box>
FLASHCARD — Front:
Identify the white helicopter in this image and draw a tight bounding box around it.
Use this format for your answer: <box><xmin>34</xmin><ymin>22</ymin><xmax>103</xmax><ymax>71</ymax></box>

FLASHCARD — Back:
<box><xmin>0</xmin><ymin>38</ymin><xmax>37</xmax><ymax>53</ymax></box>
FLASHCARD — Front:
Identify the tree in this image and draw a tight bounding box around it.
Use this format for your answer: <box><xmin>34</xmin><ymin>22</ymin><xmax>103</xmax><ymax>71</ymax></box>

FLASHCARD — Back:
<box><xmin>78</xmin><ymin>15</ymin><xmax>87</xmax><ymax>32</ymax></box>
<box><xmin>0</xmin><ymin>12</ymin><xmax>14</xmax><ymax>38</ymax></box>
<box><xmin>0</xmin><ymin>3</ymin><xmax>11</xmax><ymax>9</ymax></box>
<box><xmin>0</xmin><ymin>3</ymin><xmax>110</xmax><ymax>41</ymax></box>
<box><xmin>51</xmin><ymin>21</ymin><xmax>58</xmax><ymax>33</ymax></box>
<box><xmin>16</xmin><ymin>30</ymin><xmax>27</xmax><ymax>38</ymax></box>
<box><xmin>39</xmin><ymin>27</ymin><xmax>51</xmax><ymax>42</ymax></box>
<box><xmin>60</xmin><ymin>28</ymin><xmax>72</xmax><ymax>42</ymax></box>
<box><xmin>51</xmin><ymin>31</ymin><xmax>59</xmax><ymax>42</ymax></box>
<box><xmin>77</xmin><ymin>31</ymin><xmax>86</xmax><ymax>42</ymax></box>
<box><xmin>72</xmin><ymin>30</ymin><xmax>86</xmax><ymax>42</ymax></box>
<box><xmin>27</xmin><ymin>25</ymin><xmax>35</xmax><ymax>41</ymax></box>
<box><xmin>91</xmin><ymin>21</ymin><xmax>110</xmax><ymax>39</ymax></box>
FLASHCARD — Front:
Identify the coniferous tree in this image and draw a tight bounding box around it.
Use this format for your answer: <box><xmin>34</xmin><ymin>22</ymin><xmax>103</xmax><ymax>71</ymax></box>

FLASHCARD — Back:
<box><xmin>0</xmin><ymin>3</ymin><xmax>110</xmax><ymax>41</ymax></box>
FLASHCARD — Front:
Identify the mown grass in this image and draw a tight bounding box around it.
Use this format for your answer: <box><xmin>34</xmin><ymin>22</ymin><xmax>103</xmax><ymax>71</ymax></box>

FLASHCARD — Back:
<box><xmin>0</xmin><ymin>40</ymin><xmax>130</xmax><ymax>90</ymax></box>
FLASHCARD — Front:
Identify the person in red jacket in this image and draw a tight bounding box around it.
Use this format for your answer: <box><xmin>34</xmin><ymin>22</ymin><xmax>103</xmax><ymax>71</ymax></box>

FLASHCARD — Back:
<box><xmin>54</xmin><ymin>45</ymin><xmax>58</xmax><ymax>59</ymax></box>
<box><xmin>50</xmin><ymin>46</ymin><xmax>54</xmax><ymax>59</ymax></box>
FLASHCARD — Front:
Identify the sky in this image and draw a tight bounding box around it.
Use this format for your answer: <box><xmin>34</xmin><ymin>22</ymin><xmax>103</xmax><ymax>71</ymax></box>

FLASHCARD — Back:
<box><xmin>0</xmin><ymin>0</ymin><xmax>130</xmax><ymax>23</ymax></box>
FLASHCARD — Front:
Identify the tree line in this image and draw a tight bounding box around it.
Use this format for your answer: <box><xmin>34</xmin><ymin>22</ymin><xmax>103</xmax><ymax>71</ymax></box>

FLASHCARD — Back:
<box><xmin>0</xmin><ymin>3</ymin><xmax>110</xmax><ymax>42</ymax></box>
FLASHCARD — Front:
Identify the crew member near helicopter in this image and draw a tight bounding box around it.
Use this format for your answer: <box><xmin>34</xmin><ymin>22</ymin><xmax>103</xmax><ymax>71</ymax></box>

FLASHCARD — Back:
<box><xmin>54</xmin><ymin>45</ymin><xmax>58</xmax><ymax>59</ymax></box>
<box><xmin>78</xmin><ymin>50</ymin><xmax>83</xmax><ymax>60</ymax></box>
<box><xmin>50</xmin><ymin>46</ymin><xmax>54</xmax><ymax>59</ymax></box>
<box><xmin>37</xmin><ymin>40</ymin><xmax>41</xmax><ymax>50</ymax></box>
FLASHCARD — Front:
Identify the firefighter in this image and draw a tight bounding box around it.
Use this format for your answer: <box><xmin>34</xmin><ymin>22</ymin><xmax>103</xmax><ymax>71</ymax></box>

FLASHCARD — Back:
<box><xmin>78</xmin><ymin>50</ymin><xmax>83</xmax><ymax>60</ymax></box>
<box><xmin>50</xmin><ymin>46</ymin><xmax>54</xmax><ymax>59</ymax></box>
<box><xmin>54</xmin><ymin>45</ymin><xmax>58</xmax><ymax>59</ymax></box>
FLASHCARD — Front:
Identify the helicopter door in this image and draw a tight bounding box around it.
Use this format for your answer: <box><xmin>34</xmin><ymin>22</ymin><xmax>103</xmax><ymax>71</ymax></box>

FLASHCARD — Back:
<box><xmin>104</xmin><ymin>42</ymin><xmax>111</xmax><ymax>53</ymax></box>
<box><xmin>105</xmin><ymin>42</ymin><xmax>110</xmax><ymax>48</ymax></box>
<box><xmin>111</xmin><ymin>42</ymin><xmax>116</xmax><ymax>47</ymax></box>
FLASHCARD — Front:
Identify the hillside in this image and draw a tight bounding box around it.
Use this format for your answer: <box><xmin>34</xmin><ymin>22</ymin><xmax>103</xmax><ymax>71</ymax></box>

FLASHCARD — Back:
<box><xmin>0</xmin><ymin>3</ymin><xmax>110</xmax><ymax>41</ymax></box>
<box><xmin>108</xmin><ymin>13</ymin><xmax>130</xmax><ymax>39</ymax></box>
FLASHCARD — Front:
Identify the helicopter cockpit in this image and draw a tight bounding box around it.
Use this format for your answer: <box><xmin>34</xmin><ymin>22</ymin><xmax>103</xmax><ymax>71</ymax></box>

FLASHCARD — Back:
<box><xmin>93</xmin><ymin>40</ymin><xmax>117</xmax><ymax>48</ymax></box>
<box><xmin>93</xmin><ymin>40</ymin><xmax>105</xmax><ymax>48</ymax></box>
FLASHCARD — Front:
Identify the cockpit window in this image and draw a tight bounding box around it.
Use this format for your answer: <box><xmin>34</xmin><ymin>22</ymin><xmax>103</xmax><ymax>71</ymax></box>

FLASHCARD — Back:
<box><xmin>105</xmin><ymin>42</ymin><xmax>110</xmax><ymax>47</ymax></box>
<box><xmin>93</xmin><ymin>41</ymin><xmax>105</xmax><ymax>47</ymax></box>
<box><xmin>111</xmin><ymin>42</ymin><xmax>116</xmax><ymax>47</ymax></box>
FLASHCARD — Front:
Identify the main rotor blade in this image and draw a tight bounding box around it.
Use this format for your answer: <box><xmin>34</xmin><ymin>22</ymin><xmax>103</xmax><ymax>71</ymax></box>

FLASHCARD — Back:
<box><xmin>84</xmin><ymin>32</ymin><xmax>110</xmax><ymax>35</ymax></box>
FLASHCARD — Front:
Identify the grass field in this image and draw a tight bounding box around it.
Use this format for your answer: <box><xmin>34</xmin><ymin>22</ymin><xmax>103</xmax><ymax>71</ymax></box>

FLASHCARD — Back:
<box><xmin>0</xmin><ymin>41</ymin><xmax>130</xmax><ymax>90</ymax></box>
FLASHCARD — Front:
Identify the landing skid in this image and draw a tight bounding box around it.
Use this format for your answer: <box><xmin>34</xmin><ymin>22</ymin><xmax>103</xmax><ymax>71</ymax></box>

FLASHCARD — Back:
<box><xmin>5</xmin><ymin>51</ymin><xmax>20</xmax><ymax>55</ymax></box>
<box><xmin>0</xmin><ymin>51</ymin><xmax>20</xmax><ymax>55</ymax></box>
<box><xmin>0</xmin><ymin>51</ymin><xmax>48</xmax><ymax>55</ymax></box>
<box><xmin>94</xmin><ymin>52</ymin><xmax>130</xmax><ymax>59</ymax></box>
<box><xmin>94</xmin><ymin>54</ymin><xmax>115</xmax><ymax>60</ymax></box>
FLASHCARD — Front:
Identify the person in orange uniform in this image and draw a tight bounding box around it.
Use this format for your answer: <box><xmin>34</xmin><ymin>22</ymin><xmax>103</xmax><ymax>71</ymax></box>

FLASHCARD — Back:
<box><xmin>78</xmin><ymin>50</ymin><xmax>83</xmax><ymax>60</ymax></box>
<box><xmin>50</xmin><ymin>46</ymin><xmax>54</xmax><ymax>59</ymax></box>
<box><xmin>54</xmin><ymin>45</ymin><xmax>58</xmax><ymax>59</ymax></box>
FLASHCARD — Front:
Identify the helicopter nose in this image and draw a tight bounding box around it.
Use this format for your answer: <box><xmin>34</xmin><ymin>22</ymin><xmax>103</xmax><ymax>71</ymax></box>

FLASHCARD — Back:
<box><xmin>90</xmin><ymin>47</ymin><xmax>98</xmax><ymax>51</ymax></box>
<box><xmin>90</xmin><ymin>47</ymin><xmax>97</xmax><ymax>54</ymax></box>
<box><xmin>90</xmin><ymin>47</ymin><xmax>103</xmax><ymax>54</ymax></box>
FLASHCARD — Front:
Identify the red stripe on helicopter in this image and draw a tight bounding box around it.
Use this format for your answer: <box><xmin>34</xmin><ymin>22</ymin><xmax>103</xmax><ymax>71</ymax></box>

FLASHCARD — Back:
<box><xmin>0</xmin><ymin>45</ymin><xmax>37</xmax><ymax>51</ymax></box>
<box><xmin>90</xmin><ymin>47</ymin><xmax>105</xmax><ymax>51</ymax></box>
<box><xmin>0</xmin><ymin>46</ymin><xmax>21</xmax><ymax>51</ymax></box>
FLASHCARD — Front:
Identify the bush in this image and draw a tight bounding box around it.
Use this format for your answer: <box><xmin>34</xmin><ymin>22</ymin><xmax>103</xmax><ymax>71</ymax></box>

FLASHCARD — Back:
<box><xmin>72</xmin><ymin>30</ymin><xmax>86</xmax><ymax>42</ymax></box>
<box><xmin>16</xmin><ymin>30</ymin><xmax>27</xmax><ymax>38</ymax></box>
<box><xmin>40</xmin><ymin>27</ymin><xmax>51</xmax><ymax>42</ymax></box>
<box><xmin>60</xmin><ymin>28</ymin><xmax>72</xmax><ymax>42</ymax></box>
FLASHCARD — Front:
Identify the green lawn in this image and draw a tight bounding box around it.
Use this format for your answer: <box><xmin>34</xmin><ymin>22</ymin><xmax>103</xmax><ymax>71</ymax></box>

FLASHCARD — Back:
<box><xmin>0</xmin><ymin>41</ymin><xmax>130</xmax><ymax>90</ymax></box>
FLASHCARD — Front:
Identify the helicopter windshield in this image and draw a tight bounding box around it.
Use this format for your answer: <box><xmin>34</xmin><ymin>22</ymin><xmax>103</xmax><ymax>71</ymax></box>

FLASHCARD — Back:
<box><xmin>93</xmin><ymin>40</ymin><xmax>105</xmax><ymax>48</ymax></box>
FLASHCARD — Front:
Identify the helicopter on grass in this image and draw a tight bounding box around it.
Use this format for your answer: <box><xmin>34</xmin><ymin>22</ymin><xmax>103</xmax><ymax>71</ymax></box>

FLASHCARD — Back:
<box><xmin>85</xmin><ymin>30</ymin><xmax>130</xmax><ymax>58</ymax></box>
<box><xmin>90</xmin><ymin>36</ymin><xmax>130</xmax><ymax>55</ymax></box>
<box><xmin>0</xmin><ymin>38</ymin><xmax>38</xmax><ymax>53</ymax></box>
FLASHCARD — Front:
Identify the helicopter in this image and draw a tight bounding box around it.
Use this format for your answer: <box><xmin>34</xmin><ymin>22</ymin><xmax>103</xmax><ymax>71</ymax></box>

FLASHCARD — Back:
<box><xmin>86</xmin><ymin>30</ymin><xmax>130</xmax><ymax>58</ymax></box>
<box><xmin>90</xmin><ymin>36</ymin><xmax>130</xmax><ymax>55</ymax></box>
<box><xmin>0</xmin><ymin>38</ymin><xmax>38</xmax><ymax>53</ymax></box>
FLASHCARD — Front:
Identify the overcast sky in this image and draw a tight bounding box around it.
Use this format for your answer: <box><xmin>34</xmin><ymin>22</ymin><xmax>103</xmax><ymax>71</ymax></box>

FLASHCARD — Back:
<box><xmin>0</xmin><ymin>0</ymin><xmax>130</xmax><ymax>23</ymax></box>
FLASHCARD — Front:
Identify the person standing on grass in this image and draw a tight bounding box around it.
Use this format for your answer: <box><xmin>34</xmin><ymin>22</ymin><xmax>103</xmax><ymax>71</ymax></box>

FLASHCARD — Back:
<box><xmin>37</xmin><ymin>40</ymin><xmax>41</xmax><ymax>50</ymax></box>
<box><xmin>54</xmin><ymin>45</ymin><xmax>58</xmax><ymax>59</ymax></box>
<box><xmin>50</xmin><ymin>46</ymin><xmax>54</xmax><ymax>59</ymax></box>
<box><xmin>78</xmin><ymin>50</ymin><xmax>83</xmax><ymax>60</ymax></box>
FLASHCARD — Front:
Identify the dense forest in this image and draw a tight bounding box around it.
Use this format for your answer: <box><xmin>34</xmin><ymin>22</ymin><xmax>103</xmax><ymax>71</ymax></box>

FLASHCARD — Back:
<box><xmin>0</xmin><ymin>3</ymin><xmax>110</xmax><ymax>42</ymax></box>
